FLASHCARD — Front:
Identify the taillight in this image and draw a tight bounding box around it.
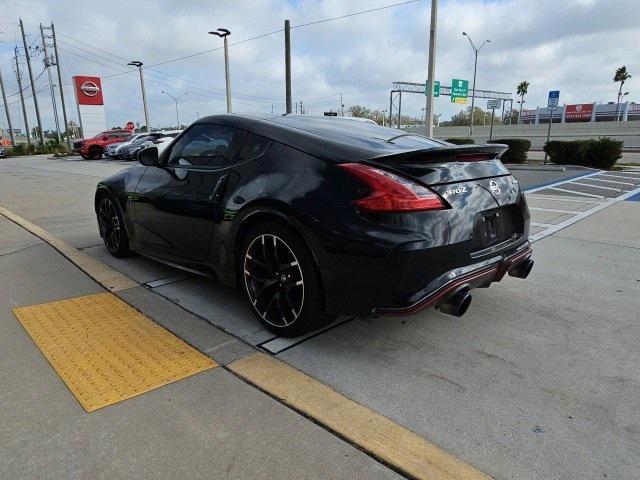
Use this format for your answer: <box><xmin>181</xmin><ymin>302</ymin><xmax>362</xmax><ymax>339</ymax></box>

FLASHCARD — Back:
<box><xmin>338</xmin><ymin>163</ymin><xmax>446</xmax><ymax>213</ymax></box>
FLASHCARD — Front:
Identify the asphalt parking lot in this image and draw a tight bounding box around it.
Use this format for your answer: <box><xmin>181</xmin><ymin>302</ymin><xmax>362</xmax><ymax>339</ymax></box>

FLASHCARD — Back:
<box><xmin>1</xmin><ymin>154</ymin><xmax>639</xmax><ymax>479</ymax></box>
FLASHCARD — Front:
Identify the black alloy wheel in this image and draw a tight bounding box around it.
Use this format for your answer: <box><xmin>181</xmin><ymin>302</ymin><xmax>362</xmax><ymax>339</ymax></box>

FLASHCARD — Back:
<box><xmin>242</xmin><ymin>222</ymin><xmax>327</xmax><ymax>336</ymax></box>
<box><xmin>89</xmin><ymin>147</ymin><xmax>102</xmax><ymax>160</ymax></box>
<box><xmin>97</xmin><ymin>196</ymin><xmax>130</xmax><ymax>257</ymax></box>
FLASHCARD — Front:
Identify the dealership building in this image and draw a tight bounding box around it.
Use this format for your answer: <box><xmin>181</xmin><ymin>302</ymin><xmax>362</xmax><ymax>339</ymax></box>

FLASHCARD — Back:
<box><xmin>520</xmin><ymin>102</ymin><xmax>639</xmax><ymax>124</ymax></box>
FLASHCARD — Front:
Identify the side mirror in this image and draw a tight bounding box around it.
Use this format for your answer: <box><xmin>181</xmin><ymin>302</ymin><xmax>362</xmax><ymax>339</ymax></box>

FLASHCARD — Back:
<box><xmin>138</xmin><ymin>146</ymin><xmax>159</xmax><ymax>166</ymax></box>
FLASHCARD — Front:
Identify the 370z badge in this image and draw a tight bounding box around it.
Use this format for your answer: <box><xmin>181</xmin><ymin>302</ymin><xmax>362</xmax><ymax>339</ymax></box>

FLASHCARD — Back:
<box><xmin>446</xmin><ymin>186</ymin><xmax>468</xmax><ymax>196</ymax></box>
<box><xmin>489</xmin><ymin>180</ymin><xmax>501</xmax><ymax>196</ymax></box>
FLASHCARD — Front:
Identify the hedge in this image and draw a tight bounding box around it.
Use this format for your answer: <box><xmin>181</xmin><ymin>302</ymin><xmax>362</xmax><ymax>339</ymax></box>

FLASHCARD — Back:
<box><xmin>444</xmin><ymin>137</ymin><xmax>474</xmax><ymax>145</ymax></box>
<box><xmin>487</xmin><ymin>138</ymin><xmax>531</xmax><ymax>164</ymax></box>
<box><xmin>544</xmin><ymin>138</ymin><xmax>622</xmax><ymax>169</ymax></box>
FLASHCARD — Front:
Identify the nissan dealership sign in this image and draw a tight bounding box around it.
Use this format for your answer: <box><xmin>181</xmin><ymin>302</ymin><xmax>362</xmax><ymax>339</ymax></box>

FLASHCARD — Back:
<box><xmin>72</xmin><ymin>75</ymin><xmax>106</xmax><ymax>138</ymax></box>
<box><xmin>80</xmin><ymin>80</ymin><xmax>100</xmax><ymax>97</ymax></box>
<box><xmin>73</xmin><ymin>75</ymin><xmax>105</xmax><ymax>106</ymax></box>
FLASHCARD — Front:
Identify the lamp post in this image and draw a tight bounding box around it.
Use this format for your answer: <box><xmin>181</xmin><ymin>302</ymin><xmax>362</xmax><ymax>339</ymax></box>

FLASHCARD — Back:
<box><xmin>128</xmin><ymin>61</ymin><xmax>150</xmax><ymax>132</ymax></box>
<box><xmin>424</xmin><ymin>0</ymin><xmax>438</xmax><ymax>138</ymax></box>
<box><xmin>462</xmin><ymin>32</ymin><xmax>490</xmax><ymax>136</ymax></box>
<box><xmin>209</xmin><ymin>28</ymin><xmax>232</xmax><ymax>113</ymax></box>
<box><xmin>162</xmin><ymin>91</ymin><xmax>188</xmax><ymax>128</ymax></box>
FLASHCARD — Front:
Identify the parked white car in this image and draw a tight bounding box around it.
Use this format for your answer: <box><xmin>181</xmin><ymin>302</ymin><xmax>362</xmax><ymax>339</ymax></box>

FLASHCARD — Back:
<box><xmin>104</xmin><ymin>133</ymin><xmax>148</xmax><ymax>159</ymax></box>
<box><xmin>140</xmin><ymin>130</ymin><xmax>181</xmax><ymax>156</ymax></box>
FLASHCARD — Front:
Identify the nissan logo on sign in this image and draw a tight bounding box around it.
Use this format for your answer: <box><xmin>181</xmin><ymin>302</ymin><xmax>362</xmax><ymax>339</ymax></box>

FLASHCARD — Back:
<box><xmin>80</xmin><ymin>81</ymin><xmax>100</xmax><ymax>97</ymax></box>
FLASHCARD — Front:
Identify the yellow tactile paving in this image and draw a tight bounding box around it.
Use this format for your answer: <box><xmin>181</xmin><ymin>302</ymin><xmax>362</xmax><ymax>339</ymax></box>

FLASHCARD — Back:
<box><xmin>13</xmin><ymin>292</ymin><xmax>216</xmax><ymax>412</ymax></box>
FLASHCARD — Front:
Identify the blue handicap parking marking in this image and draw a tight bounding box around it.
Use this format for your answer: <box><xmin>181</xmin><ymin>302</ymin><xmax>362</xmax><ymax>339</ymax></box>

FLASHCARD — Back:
<box><xmin>626</xmin><ymin>191</ymin><xmax>640</xmax><ymax>201</ymax></box>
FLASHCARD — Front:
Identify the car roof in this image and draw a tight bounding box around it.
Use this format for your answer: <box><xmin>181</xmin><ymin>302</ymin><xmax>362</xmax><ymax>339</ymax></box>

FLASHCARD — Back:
<box><xmin>191</xmin><ymin>114</ymin><xmax>442</xmax><ymax>162</ymax></box>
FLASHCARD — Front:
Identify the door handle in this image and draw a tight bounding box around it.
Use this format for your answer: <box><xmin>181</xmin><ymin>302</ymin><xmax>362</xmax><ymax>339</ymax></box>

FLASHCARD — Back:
<box><xmin>211</xmin><ymin>174</ymin><xmax>229</xmax><ymax>201</ymax></box>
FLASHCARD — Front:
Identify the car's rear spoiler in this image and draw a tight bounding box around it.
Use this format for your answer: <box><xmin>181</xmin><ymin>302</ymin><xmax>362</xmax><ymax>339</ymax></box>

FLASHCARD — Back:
<box><xmin>364</xmin><ymin>144</ymin><xmax>511</xmax><ymax>185</ymax></box>
<box><xmin>368</xmin><ymin>144</ymin><xmax>509</xmax><ymax>166</ymax></box>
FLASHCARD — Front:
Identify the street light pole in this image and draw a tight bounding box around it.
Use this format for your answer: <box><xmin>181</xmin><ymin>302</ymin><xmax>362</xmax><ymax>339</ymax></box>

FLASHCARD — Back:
<box><xmin>209</xmin><ymin>28</ymin><xmax>232</xmax><ymax>113</ymax></box>
<box><xmin>128</xmin><ymin>61</ymin><xmax>150</xmax><ymax>132</ymax></box>
<box><xmin>162</xmin><ymin>91</ymin><xmax>187</xmax><ymax>128</ymax></box>
<box><xmin>462</xmin><ymin>32</ymin><xmax>490</xmax><ymax>137</ymax></box>
<box><xmin>424</xmin><ymin>0</ymin><xmax>438</xmax><ymax>138</ymax></box>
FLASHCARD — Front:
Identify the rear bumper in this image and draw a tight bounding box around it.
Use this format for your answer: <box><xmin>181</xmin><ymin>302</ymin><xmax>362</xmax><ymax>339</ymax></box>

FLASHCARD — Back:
<box><xmin>373</xmin><ymin>243</ymin><xmax>532</xmax><ymax>316</ymax></box>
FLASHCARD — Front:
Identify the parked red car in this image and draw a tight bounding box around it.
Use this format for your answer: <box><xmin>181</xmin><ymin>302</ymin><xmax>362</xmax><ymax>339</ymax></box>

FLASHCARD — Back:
<box><xmin>73</xmin><ymin>129</ymin><xmax>132</xmax><ymax>159</ymax></box>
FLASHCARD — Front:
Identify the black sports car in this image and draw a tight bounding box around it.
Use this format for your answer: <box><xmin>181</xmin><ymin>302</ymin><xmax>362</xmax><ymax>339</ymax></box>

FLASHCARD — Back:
<box><xmin>95</xmin><ymin>115</ymin><xmax>533</xmax><ymax>336</ymax></box>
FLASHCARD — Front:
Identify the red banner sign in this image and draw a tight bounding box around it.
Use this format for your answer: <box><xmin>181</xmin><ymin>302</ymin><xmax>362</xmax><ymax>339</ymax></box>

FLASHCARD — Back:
<box><xmin>565</xmin><ymin>103</ymin><xmax>593</xmax><ymax>121</ymax></box>
<box><xmin>73</xmin><ymin>76</ymin><xmax>104</xmax><ymax>105</ymax></box>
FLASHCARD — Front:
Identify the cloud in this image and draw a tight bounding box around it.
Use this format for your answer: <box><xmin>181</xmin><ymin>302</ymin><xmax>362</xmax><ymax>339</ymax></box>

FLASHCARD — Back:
<box><xmin>0</xmin><ymin>0</ymin><xmax>636</xmax><ymax>133</ymax></box>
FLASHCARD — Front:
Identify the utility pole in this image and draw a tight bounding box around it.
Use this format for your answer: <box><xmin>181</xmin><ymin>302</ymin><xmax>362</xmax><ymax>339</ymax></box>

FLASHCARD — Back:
<box><xmin>299</xmin><ymin>100</ymin><xmax>303</xmax><ymax>115</ymax></box>
<box><xmin>14</xmin><ymin>47</ymin><xmax>31</xmax><ymax>151</ymax></box>
<box><xmin>208</xmin><ymin>28</ymin><xmax>232</xmax><ymax>113</ymax></box>
<box><xmin>284</xmin><ymin>20</ymin><xmax>292</xmax><ymax>114</ymax></box>
<box><xmin>425</xmin><ymin>0</ymin><xmax>438</xmax><ymax>138</ymax></box>
<box><xmin>462</xmin><ymin>32</ymin><xmax>490</xmax><ymax>137</ymax></box>
<box><xmin>50</xmin><ymin>23</ymin><xmax>71</xmax><ymax>148</ymax></box>
<box><xmin>340</xmin><ymin>93</ymin><xmax>344</xmax><ymax>116</ymax></box>
<box><xmin>128</xmin><ymin>61</ymin><xmax>150</xmax><ymax>132</ymax></box>
<box><xmin>0</xmin><ymin>64</ymin><xmax>16</xmax><ymax>146</ymax></box>
<box><xmin>19</xmin><ymin>18</ymin><xmax>44</xmax><ymax>145</ymax></box>
<box><xmin>40</xmin><ymin>23</ymin><xmax>61</xmax><ymax>143</ymax></box>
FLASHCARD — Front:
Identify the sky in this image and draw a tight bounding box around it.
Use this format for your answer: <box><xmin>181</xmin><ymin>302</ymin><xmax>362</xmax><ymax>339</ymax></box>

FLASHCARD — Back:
<box><xmin>0</xmin><ymin>0</ymin><xmax>637</xmax><ymax>133</ymax></box>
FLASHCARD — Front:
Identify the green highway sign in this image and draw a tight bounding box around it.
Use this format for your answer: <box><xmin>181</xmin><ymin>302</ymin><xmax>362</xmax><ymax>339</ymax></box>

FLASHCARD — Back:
<box><xmin>451</xmin><ymin>78</ymin><xmax>468</xmax><ymax>103</ymax></box>
<box><xmin>426</xmin><ymin>80</ymin><xmax>440</xmax><ymax>97</ymax></box>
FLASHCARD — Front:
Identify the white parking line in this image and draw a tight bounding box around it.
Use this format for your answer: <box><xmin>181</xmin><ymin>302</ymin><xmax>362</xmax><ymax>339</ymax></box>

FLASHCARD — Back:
<box><xmin>569</xmin><ymin>181</ymin><xmax>626</xmax><ymax>192</ymax></box>
<box><xmin>526</xmin><ymin>194</ymin><xmax>603</xmax><ymax>204</ymax></box>
<box><xmin>525</xmin><ymin>170</ymin><xmax>600</xmax><ymax>193</ymax></box>
<box><xmin>531</xmin><ymin>222</ymin><xmax>555</xmax><ymax>228</ymax></box>
<box><xmin>597</xmin><ymin>173</ymin><xmax>640</xmax><ymax>181</ymax></box>
<box><xmin>584</xmin><ymin>178</ymin><xmax>636</xmax><ymax>186</ymax></box>
<box><xmin>548</xmin><ymin>187</ymin><xmax>605</xmax><ymax>199</ymax></box>
<box><xmin>530</xmin><ymin>184</ymin><xmax>640</xmax><ymax>243</ymax></box>
<box><xmin>529</xmin><ymin>207</ymin><xmax>581</xmax><ymax>214</ymax></box>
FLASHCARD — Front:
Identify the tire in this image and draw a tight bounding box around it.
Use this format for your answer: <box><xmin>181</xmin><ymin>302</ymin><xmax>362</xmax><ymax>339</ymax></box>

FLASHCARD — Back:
<box><xmin>88</xmin><ymin>147</ymin><xmax>102</xmax><ymax>160</ymax></box>
<box><xmin>240</xmin><ymin>222</ymin><xmax>328</xmax><ymax>337</ymax></box>
<box><xmin>97</xmin><ymin>194</ymin><xmax>130</xmax><ymax>258</ymax></box>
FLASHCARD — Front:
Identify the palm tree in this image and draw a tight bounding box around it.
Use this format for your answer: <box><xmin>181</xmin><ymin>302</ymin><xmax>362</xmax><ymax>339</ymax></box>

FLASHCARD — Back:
<box><xmin>614</xmin><ymin>66</ymin><xmax>632</xmax><ymax>121</ymax></box>
<box><xmin>516</xmin><ymin>81</ymin><xmax>529</xmax><ymax>124</ymax></box>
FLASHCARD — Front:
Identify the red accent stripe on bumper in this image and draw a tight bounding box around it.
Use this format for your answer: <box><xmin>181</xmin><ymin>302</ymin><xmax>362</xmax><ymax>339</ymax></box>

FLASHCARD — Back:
<box><xmin>374</xmin><ymin>246</ymin><xmax>532</xmax><ymax>316</ymax></box>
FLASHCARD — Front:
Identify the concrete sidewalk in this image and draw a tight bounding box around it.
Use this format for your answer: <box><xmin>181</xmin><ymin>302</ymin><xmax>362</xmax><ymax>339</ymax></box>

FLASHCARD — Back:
<box><xmin>0</xmin><ymin>216</ymin><xmax>400</xmax><ymax>480</ymax></box>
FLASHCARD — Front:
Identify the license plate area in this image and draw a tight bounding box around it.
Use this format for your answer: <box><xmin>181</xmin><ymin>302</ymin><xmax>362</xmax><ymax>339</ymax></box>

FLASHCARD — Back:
<box><xmin>471</xmin><ymin>205</ymin><xmax>523</xmax><ymax>250</ymax></box>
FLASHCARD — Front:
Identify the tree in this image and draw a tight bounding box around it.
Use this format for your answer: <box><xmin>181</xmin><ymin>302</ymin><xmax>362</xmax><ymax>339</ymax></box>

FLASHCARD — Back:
<box><xmin>516</xmin><ymin>81</ymin><xmax>529</xmax><ymax>125</ymax></box>
<box><xmin>614</xmin><ymin>66</ymin><xmax>631</xmax><ymax>121</ymax></box>
<box><xmin>441</xmin><ymin>106</ymin><xmax>498</xmax><ymax>127</ymax></box>
<box><xmin>347</xmin><ymin>105</ymin><xmax>372</xmax><ymax>119</ymax></box>
<box><xmin>347</xmin><ymin>105</ymin><xmax>415</xmax><ymax>126</ymax></box>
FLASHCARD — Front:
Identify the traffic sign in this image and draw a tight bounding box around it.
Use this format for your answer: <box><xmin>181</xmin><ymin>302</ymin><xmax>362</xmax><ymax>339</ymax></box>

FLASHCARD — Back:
<box><xmin>451</xmin><ymin>79</ymin><xmax>468</xmax><ymax>102</ymax></box>
<box><xmin>425</xmin><ymin>80</ymin><xmax>440</xmax><ymax>97</ymax></box>
<box><xmin>487</xmin><ymin>99</ymin><xmax>501</xmax><ymax>110</ymax></box>
<box><xmin>451</xmin><ymin>97</ymin><xmax>467</xmax><ymax>104</ymax></box>
<box><xmin>323</xmin><ymin>111</ymin><xmax>337</xmax><ymax>116</ymax></box>
<box><xmin>548</xmin><ymin>90</ymin><xmax>560</xmax><ymax>108</ymax></box>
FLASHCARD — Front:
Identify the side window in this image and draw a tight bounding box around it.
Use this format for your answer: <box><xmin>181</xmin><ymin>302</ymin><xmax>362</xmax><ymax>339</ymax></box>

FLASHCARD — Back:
<box><xmin>237</xmin><ymin>132</ymin><xmax>271</xmax><ymax>161</ymax></box>
<box><xmin>168</xmin><ymin>124</ymin><xmax>237</xmax><ymax>168</ymax></box>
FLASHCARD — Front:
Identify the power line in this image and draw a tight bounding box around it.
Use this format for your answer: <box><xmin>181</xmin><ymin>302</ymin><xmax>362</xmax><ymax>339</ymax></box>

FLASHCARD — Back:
<box><xmin>291</xmin><ymin>0</ymin><xmax>421</xmax><ymax>28</ymax></box>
